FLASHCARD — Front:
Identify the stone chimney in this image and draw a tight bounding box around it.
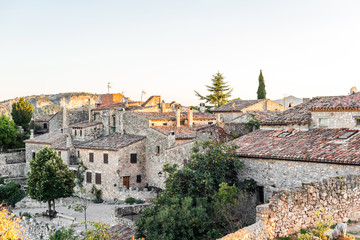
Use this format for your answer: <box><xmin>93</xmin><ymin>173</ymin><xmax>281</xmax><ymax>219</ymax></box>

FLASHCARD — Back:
<box><xmin>176</xmin><ymin>107</ymin><xmax>181</xmax><ymax>127</ymax></box>
<box><xmin>216</xmin><ymin>113</ymin><xmax>222</xmax><ymax>125</ymax></box>
<box><xmin>188</xmin><ymin>107</ymin><xmax>193</xmax><ymax>126</ymax></box>
<box><xmin>88</xmin><ymin>99</ymin><xmax>92</xmax><ymax>122</ymax></box>
<box><xmin>30</xmin><ymin>129</ymin><xmax>34</xmax><ymax>139</ymax></box>
<box><xmin>62</xmin><ymin>105</ymin><xmax>68</xmax><ymax>129</ymax></box>
<box><xmin>168</xmin><ymin>131</ymin><xmax>176</xmax><ymax>148</ymax></box>
<box><xmin>66</xmin><ymin>134</ymin><xmax>73</xmax><ymax>149</ymax></box>
<box><xmin>161</xmin><ymin>100</ymin><xmax>165</xmax><ymax>113</ymax></box>
<box><xmin>264</xmin><ymin>100</ymin><xmax>268</xmax><ymax>110</ymax></box>
<box><xmin>199</xmin><ymin>103</ymin><xmax>205</xmax><ymax>113</ymax></box>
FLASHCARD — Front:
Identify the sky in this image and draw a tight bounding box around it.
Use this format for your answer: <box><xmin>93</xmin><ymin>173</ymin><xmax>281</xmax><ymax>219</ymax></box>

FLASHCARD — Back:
<box><xmin>1</xmin><ymin>0</ymin><xmax>360</xmax><ymax>105</ymax></box>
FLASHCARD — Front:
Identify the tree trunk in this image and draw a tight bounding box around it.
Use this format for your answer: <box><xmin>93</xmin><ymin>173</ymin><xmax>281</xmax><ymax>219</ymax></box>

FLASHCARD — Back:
<box><xmin>53</xmin><ymin>199</ymin><xmax>56</xmax><ymax>212</ymax></box>
<box><xmin>48</xmin><ymin>200</ymin><xmax>51</xmax><ymax>215</ymax></box>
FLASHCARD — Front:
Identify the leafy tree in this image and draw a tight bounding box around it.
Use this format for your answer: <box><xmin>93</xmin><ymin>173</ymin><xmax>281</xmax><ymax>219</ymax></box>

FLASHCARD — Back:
<box><xmin>257</xmin><ymin>70</ymin><xmax>266</xmax><ymax>99</ymax></box>
<box><xmin>0</xmin><ymin>181</ymin><xmax>26</xmax><ymax>207</ymax></box>
<box><xmin>136</xmin><ymin>141</ymin><xmax>243</xmax><ymax>239</ymax></box>
<box><xmin>11</xmin><ymin>97</ymin><xmax>34</xmax><ymax>131</ymax></box>
<box><xmin>0</xmin><ymin>115</ymin><xmax>18</xmax><ymax>151</ymax></box>
<box><xmin>0</xmin><ymin>202</ymin><xmax>24</xmax><ymax>239</ymax></box>
<box><xmin>195</xmin><ymin>72</ymin><xmax>233</xmax><ymax>107</ymax></box>
<box><xmin>27</xmin><ymin>147</ymin><xmax>75</xmax><ymax>216</ymax></box>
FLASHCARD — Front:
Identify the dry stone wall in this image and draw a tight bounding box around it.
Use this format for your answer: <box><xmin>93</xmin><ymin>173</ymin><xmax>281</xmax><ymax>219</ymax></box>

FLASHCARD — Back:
<box><xmin>0</xmin><ymin>163</ymin><xmax>25</xmax><ymax>177</ymax></box>
<box><xmin>0</xmin><ymin>152</ymin><xmax>25</xmax><ymax>164</ymax></box>
<box><xmin>311</xmin><ymin>111</ymin><xmax>360</xmax><ymax>128</ymax></box>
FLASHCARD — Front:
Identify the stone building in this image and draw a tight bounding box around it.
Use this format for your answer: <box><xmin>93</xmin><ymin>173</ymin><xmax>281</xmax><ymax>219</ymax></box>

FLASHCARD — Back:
<box><xmin>212</xmin><ymin>99</ymin><xmax>285</xmax><ymax>123</ymax></box>
<box><xmin>76</xmin><ymin>133</ymin><xmax>146</xmax><ymax>200</ymax></box>
<box><xmin>33</xmin><ymin>113</ymin><xmax>62</xmax><ymax>134</ymax></box>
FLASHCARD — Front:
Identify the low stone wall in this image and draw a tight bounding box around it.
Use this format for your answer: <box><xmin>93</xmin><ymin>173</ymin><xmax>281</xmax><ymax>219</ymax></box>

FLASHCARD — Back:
<box><xmin>15</xmin><ymin>196</ymin><xmax>73</xmax><ymax>209</ymax></box>
<box><xmin>0</xmin><ymin>163</ymin><xmax>25</xmax><ymax>177</ymax></box>
<box><xmin>222</xmin><ymin>175</ymin><xmax>360</xmax><ymax>239</ymax></box>
<box><xmin>219</xmin><ymin>220</ymin><xmax>268</xmax><ymax>240</ymax></box>
<box><xmin>0</xmin><ymin>151</ymin><xmax>25</xmax><ymax>164</ymax></box>
<box><xmin>223</xmin><ymin>123</ymin><xmax>251</xmax><ymax>138</ymax></box>
<box><xmin>115</xmin><ymin>203</ymin><xmax>151</xmax><ymax>217</ymax></box>
<box><xmin>117</xmin><ymin>188</ymin><xmax>157</xmax><ymax>202</ymax></box>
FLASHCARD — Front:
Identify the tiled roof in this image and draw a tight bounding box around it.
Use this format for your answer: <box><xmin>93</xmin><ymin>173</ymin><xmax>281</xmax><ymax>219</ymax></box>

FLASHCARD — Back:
<box><xmin>212</xmin><ymin>100</ymin><xmax>264</xmax><ymax>112</ymax></box>
<box><xmin>77</xmin><ymin>133</ymin><xmax>145</xmax><ymax>150</ymax></box>
<box><xmin>93</xmin><ymin>102</ymin><xmax>127</xmax><ymax>110</ymax></box>
<box><xmin>151</xmin><ymin>126</ymin><xmax>203</xmax><ymax>139</ymax></box>
<box><xmin>34</xmin><ymin>114</ymin><xmax>57</xmax><ymax>122</ymax></box>
<box><xmin>24</xmin><ymin>129</ymin><xmax>69</xmax><ymax>144</ymax></box>
<box><xmin>137</xmin><ymin>112</ymin><xmax>216</xmax><ymax>121</ymax></box>
<box><xmin>233</xmin><ymin>128</ymin><xmax>360</xmax><ymax>165</ymax></box>
<box><xmin>309</xmin><ymin>92</ymin><xmax>360</xmax><ymax>111</ymax></box>
<box><xmin>70</xmin><ymin>121</ymin><xmax>102</xmax><ymax>128</ymax></box>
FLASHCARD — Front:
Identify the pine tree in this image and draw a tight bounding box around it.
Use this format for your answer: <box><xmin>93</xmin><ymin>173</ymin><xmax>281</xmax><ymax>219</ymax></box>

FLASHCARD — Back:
<box><xmin>11</xmin><ymin>97</ymin><xmax>34</xmax><ymax>131</ymax></box>
<box><xmin>195</xmin><ymin>72</ymin><xmax>233</xmax><ymax>107</ymax></box>
<box><xmin>257</xmin><ymin>70</ymin><xmax>266</xmax><ymax>99</ymax></box>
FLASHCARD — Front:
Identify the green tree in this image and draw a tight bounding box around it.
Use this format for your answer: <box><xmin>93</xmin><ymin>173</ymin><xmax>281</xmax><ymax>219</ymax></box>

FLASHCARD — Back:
<box><xmin>11</xmin><ymin>97</ymin><xmax>34</xmax><ymax>131</ymax></box>
<box><xmin>257</xmin><ymin>70</ymin><xmax>266</xmax><ymax>99</ymax></box>
<box><xmin>0</xmin><ymin>181</ymin><xmax>26</xmax><ymax>207</ymax></box>
<box><xmin>136</xmin><ymin>141</ymin><xmax>243</xmax><ymax>239</ymax></box>
<box><xmin>195</xmin><ymin>72</ymin><xmax>233</xmax><ymax>107</ymax></box>
<box><xmin>0</xmin><ymin>115</ymin><xmax>18</xmax><ymax>151</ymax></box>
<box><xmin>27</xmin><ymin>147</ymin><xmax>75</xmax><ymax>216</ymax></box>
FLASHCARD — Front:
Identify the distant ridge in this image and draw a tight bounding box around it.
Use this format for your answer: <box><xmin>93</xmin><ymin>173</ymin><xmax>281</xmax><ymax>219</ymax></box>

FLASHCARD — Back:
<box><xmin>0</xmin><ymin>92</ymin><xmax>101</xmax><ymax>116</ymax></box>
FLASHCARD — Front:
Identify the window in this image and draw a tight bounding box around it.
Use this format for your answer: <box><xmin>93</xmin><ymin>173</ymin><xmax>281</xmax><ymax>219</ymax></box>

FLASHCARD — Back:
<box><xmin>80</xmin><ymin>130</ymin><xmax>82</xmax><ymax>136</ymax></box>
<box><xmin>89</xmin><ymin>153</ymin><xmax>94</xmax><ymax>162</ymax></box>
<box><xmin>77</xmin><ymin>151</ymin><xmax>80</xmax><ymax>158</ymax></box>
<box><xmin>72</xmin><ymin>170</ymin><xmax>78</xmax><ymax>178</ymax></box>
<box><xmin>163</xmin><ymin>123</ymin><xmax>167</xmax><ymax>126</ymax></box>
<box><xmin>277</xmin><ymin>132</ymin><xmax>292</xmax><ymax>138</ymax></box>
<box><xmin>208</xmin><ymin>122</ymin><xmax>213</xmax><ymax>125</ymax></box>
<box><xmin>130</xmin><ymin>153</ymin><xmax>137</xmax><ymax>163</ymax></box>
<box><xmin>58</xmin><ymin>151</ymin><xmax>61</xmax><ymax>157</ymax></box>
<box><xmin>95</xmin><ymin>173</ymin><xmax>101</xmax><ymax>185</ymax></box>
<box><xmin>319</xmin><ymin>118</ymin><xmax>329</xmax><ymax>127</ymax></box>
<box><xmin>86</xmin><ymin>172</ymin><xmax>92</xmax><ymax>183</ymax></box>
<box><xmin>32</xmin><ymin>152</ymin><xmax>36</xmax><ymax>159</ymax></box>
<box><xmin>44</xmin><ymin>123</ymin><xmax>48</xmax><ymax>129</ymax></box>
<box><xmin>156</xmin><ymin>146</ymin><xmax>160</xmax><ymax>155</ymax></box>
<box><xmin>180</xmin><ymin>120</ymin><xmax>185</xmax><ymax>125</ymax></box>
<box><xmin>256</xmin><ymin>186</ymin><xmax>265</xmax><ymax>204</ymax></box>
<box><xmin>103</xmin><ymin>153</ymin><xmax>108</xmax><ymax>164</ymax></box>
<box><xmin>75</xmin><ymin>130</ymin><xmax>77</xmax><ymax>136</ymax></box>
<box><xmin>338</xmin><ymin>130</ymin><xmax>358</xmax><ymax>139</ymax></box>
<box><xmin>136</xmin><ymin>175</ymin><xmax>142</xmax><ymax>183</ymax></box>
<box><xmin>356</xmin><ymin>119</ymin><xmax>360</xmax><ymax>126</ymax></box>
<box><xmin>151</xmin><ymin>123</ymin><xmax>155</xmax><ymax>126</ymax></box>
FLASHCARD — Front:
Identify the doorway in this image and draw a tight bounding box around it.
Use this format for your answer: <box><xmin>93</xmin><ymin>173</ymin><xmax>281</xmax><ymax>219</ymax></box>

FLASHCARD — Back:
<box><xmin>123</xmin><ymin>176</ymin><xmax>130</xmax><ymax>189</ymax></box>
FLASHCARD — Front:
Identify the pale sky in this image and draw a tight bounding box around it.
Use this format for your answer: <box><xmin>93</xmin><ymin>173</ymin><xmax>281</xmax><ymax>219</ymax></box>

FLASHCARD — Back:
<box><xmin>1</xmin><ymin>1</ymin><xmax>360</xmax><ymax>105</ymax></box>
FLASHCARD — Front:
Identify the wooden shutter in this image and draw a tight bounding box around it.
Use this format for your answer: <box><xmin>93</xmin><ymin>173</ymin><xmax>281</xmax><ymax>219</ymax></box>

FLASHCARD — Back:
<box><xmin>89</xmin><ymin>153</ymin><xmax>94</xmax><ymax>162</ymax></box>
<box><xmin>103</xmin><ymin>153</ymin><xmax>108</xmax><ymax>164</ymax></box>
<box><xmin>86</xmin><ymin>172</ymin><xmax>92</xmax><ymax>183</ymax></box>
<box><xmin>130</xmin><ymin>153</ymin><xmax>137</xmax><ymax>163</ymax></box>
<box><xmin>95</xmin><ymin>173</ymin><xmax>101</xmax><ymax>185</ymax></box>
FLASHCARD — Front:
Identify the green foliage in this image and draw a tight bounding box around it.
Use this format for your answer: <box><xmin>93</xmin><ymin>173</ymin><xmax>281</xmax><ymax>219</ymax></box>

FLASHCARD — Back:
<box><xmin>195</xmin><ymin>72</ymin><xmax>233</xmax><ymax>107</ymax></box>
<box><xmin>257</xmin><ymin>70</ymin><xmax>267</xmax><ymax>99</ymax></box>
<box><xmin>0</xmin><ymin>176</ymin><xmax>8</xmax><ymax>184</ymax></box>
<box><xmin>50</xmin><ymin>228</ymin><xmax>78</xmax><ymax>240</ymax></box>
<box><xmin>136</xmin><ymin>141</ymin><xmax>244</xmax><ymax>239</ymax></box>
<box><xmin>91</xmin><ymin>185</ymin><xmax>102</xmax><ymax>200</ymax></box>
<box><xmin>0</xmin><ymin>181</ymin><xmax>26</xmax><ymax>207</ymax></box>
<box><xmin>135</xmin><ymin>199</ymin><xmax>144</xmax><ymax>204</ymax></box>
<box><xmin>27</xmin><ymin>147</ymin><xmax>75</xmax><ymax>214</ymax></box>
<box><xmin>83</xmin><ymin>221</ymin><xmax>117</xmax><ymax>239</ymax></box>
<box><xmin>0</xmin><ymin>115</ymin><xmax>18</xmax><ymax>151</ymax></box>
<box><xmin>125</xmin><ymin>197</ymin><xmax>136</xmax><ymax>205</ymax></box>
<box><xmin>213</xmin><ymin>183</ymin><xmax>238</xmax><ymax>205</ymax></box>
<box><xmin>75</xmin><ymin>161</ymin><xmax>87</xmax><ymax>188</ymax></box>
<box><xmin>247</xmin><ymin>113</ymin><xmax>260</xmax><ymax>131</ymax></box>
<box><xmin>11</xmin><ymin>97</ymin><xmax>34</xmax><ymax>131</ymax></box>
<box><xmin>136</xmin><ymin>197</ymin><xmax>219</xmax><ymax>240</ymax></box>
<box><xmin>19</xmin><ymin>212</ymin><xmax>32</xmax><ymax>219</ymax></box>
<box><xmin>237</xmin><ymin>179</ymin><xmax>257</xmax><ymax>193</ymax></box>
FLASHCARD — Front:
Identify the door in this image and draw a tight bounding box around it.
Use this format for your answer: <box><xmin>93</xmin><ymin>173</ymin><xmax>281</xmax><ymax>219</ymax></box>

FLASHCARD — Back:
<box><xmin>123</xmin><ymin>176</ymin><xmax>130</xmax><ymax>189</ymax></box>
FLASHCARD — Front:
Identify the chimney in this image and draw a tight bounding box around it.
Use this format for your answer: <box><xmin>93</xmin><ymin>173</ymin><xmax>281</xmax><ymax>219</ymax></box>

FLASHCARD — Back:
<box><xmin>30</xmin><ymin>129</ymin><xmax>34</xmax><ymax>139</ymax></box>
<box><xmin>199</xmin><ymin>103</ymin><xmax>205</xmax><ymax>113</ymax></box>
<box><xmin>264</xmin><ymin>100</ymin><xmax>268</xmax><ymax>110</ymax></box>
<box><xmin>161</xmin><ymin>100</ymin><xmax>165</xmax><ymax>113</ymax></box>
<box><xmin>88</xmin><ymin>99</ymin><xmax>92</xmax><ymax>122</ymax></box>
<box><xmin>168</xmin><ymin>131</ymin><xmax>176</xmax><ymax>148</ymax></box>
<box><xmin>188</xmin><ymin>107</ymin><xmax>193</xmax><ymax>126</ymax></box>
<box><xmin>66</xmin><ymin>134</ymin><xmax>73</xmax><ymax>149</ymax></box>
<box><xmin>125</xmin><ymin>98</ymin><xmax>129</xmax><ymax>108</ymax></box>
<box><xmin>216</xmin><ymin>113</ymin><xmax>222</xmax><ymax>125</ymax></box>
<box><xmin>176</xmin><ymin>107</ymin><xmax>181</xmax><ymax>127</ymax></box>
<box><xmin>62</xmin><ymin>105</ymin><xmax>68</xmax><ymax>129</ymax></box>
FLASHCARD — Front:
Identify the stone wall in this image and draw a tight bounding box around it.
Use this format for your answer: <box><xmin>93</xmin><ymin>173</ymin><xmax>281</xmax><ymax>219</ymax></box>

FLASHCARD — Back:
<box><xmin>0</xmin><ymin>163</ymin><xmax>25</xmax><ymax>177</ymax></box>
<box><xmin>115</xmin><ymin>203</ymin><xmax>151</xmax><ymax>217</ymax></box>
<box><xmin>0</xmin><ymin>151</ymin><xmax>25</xmax><ymax>164</ymax></box>
<box><xmin>223</xmin><ymin>123</ymin><xmax>252</xmax><ymax>138</ymax></box>
<box><xmin>219</xmin><ymin>220</ymin><xmax>268</xmax><ymax>240</ymax></box>
<box><xmin>243</xmin><ymin>100</ymin><xmax>285</xmax><ymax>112</ymax></box>
<box><xmin>311</xmin><ymin>111</ymin><xmax>360</xmax><ymax>128</ymax></box>
<box><xmin>239</xmin><ymin>157</ymin><xmax>360</xmax><ymax>201</ymax></box>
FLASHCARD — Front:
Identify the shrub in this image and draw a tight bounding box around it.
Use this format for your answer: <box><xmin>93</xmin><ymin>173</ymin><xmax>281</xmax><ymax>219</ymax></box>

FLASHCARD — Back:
<box><xmin>125</xmin><ymin>197</ymin><xmax>136</xmax><ymax>205</ymax></box>
<box><xmin>0</xmin><ymin>181</ymin><xmax>26</xmax><ymax>207</ymax></box>
<box><xmin>135</xmin><ymin>199</ymin><xmax>144</xmax><ymax>204</ymax></box>
<box><xmin>92</xmin><ymin>198</ymin><xmax>104</xmax><ymax>204</ymax></box>
<box><xmin>49</xmin><ymin>228</ymin><xmax>77</xmax><ymax>240</ymax></box>
<box><xmin>20</xmin><ymin>212</ymin><xmax>32</xmax><ymax>219</ymax></box>
<box><xmin>0</xmin><ymin>176</ymin><xmax>8</xmax><ymax>184</ymax></box>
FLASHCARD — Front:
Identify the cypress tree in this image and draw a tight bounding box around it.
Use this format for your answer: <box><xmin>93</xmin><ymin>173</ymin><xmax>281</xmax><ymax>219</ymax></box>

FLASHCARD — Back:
<box><xmin>257</xmin><ymin>70</ymin><xmax>266</xmax><ymax>99</ymax></box>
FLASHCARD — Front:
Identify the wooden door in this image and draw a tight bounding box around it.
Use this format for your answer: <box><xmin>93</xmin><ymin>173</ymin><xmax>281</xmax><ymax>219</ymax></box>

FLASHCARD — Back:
<box><xmin>123</xmin><ymin>176</ymin><xmax>130</xmax><ymax>189</ymax></box>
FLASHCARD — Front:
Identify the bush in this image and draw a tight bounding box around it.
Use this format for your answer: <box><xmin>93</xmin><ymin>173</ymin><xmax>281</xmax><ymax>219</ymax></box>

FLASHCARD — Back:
<box><xmin>135</xmin><ymin>199</ymin><xmax>144</xmax><ymax>204</ymax></box>
<box><xmin>0</xmin><ymin>181</ymin><xmax>26</xmax><ymax>207</ymax></box>
<box><xmin>125</xmin><ymin>197</ymin><xmax>136</xmax><ymax>205</ymax></box>
<box><xmin>0</xmin><ymin>176</ymin><xmax>8</xmax><ymax>185</ymax></box>
<box><xmin>92</xmin><ymin>198</ymin><xmax>104</xmax><ymax>204</ymax></box>
<box><xmin>50</xmin><ymin>228</ymin><xmax>77</xmax><ymax>240</ymax></box>
<box><xmin>20</xmin><ymin>212</ymin><xmax>32</xmax><ymax>219</ymax></box>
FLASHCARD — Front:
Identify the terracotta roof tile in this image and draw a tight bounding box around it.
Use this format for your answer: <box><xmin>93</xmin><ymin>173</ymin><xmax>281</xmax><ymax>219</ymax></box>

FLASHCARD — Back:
<box><xmin>212</xmin><ymin>100</ymin><xmax>264</xmax><ymax>112</ymax></box>
<box><xmin>137</xmin><ymin>112</ymin><xmax>215</xmax><ymax>121</ymax></box>
<box><xmin>70</xmin><ymin>121</ymin><xmax>103</xmax><ymax>128</ymax></box>
<box><xmin>233</xmin><ymin>128</ymin><xmax>360</xmax><ymax>165</ymax></box>
<box><xmin>151</xmin><ymin>126</ymin><xmax>203</xmax><ymax>139</ymax></box>
<box><xmin>34</xmin><ymin>114</ymin><xmax>57</xmax><ymax>122</ymax></box>
<box><xmin>77</xmin><ymin>133</ymin><xmax>145</xmax><ymax>150</ymax></box>
<box><xmin>309</xmin><ymin>92</ymin><xmax>360</xmax><ymax>111</ymax></box>
<box><xmin>24</xmin><ymin>129</ymin><xmax>69</xmax><ymax>144</ymax></box>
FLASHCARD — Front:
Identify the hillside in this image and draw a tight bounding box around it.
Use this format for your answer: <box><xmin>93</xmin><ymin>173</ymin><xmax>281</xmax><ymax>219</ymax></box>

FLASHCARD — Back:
<box><xmin>0</xmin><ymin>92</ymin><xmax>101</xmax><ymax>116</ymax></box>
